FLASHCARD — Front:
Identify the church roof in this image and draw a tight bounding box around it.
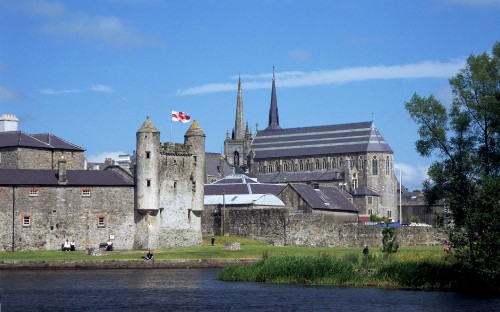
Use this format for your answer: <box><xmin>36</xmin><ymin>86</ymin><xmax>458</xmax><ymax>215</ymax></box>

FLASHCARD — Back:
<box><xmin>0</xmin><ymin>131</ymin><xmax>84</xmax><ymax>151</ymax></box>
<box><xmin>0</xmin><ymin>169</ymin><xmax>134</xmax><ymax>186</ymax></box>
<box><xmin>252</xmin><ymin>121</ymin><xmax>392</xmax><ymax>159</ymax></box>
<box><xmin>254</xmin><ymin>170</ymin><xmax>342</xmax><ymax>183</ymax></box>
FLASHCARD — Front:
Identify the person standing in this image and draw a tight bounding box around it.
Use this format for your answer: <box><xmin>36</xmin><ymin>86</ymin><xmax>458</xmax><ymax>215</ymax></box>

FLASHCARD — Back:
<box><xmin>211</xmin><ymin>236</ymin><xmax>215</xmax><ymax>246</ymax></box>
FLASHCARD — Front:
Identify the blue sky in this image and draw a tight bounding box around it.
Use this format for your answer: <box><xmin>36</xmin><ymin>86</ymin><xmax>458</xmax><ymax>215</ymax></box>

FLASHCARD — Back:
<box><xmin>1</xmin><ymin>0</ymin><xmax>499</xmax><ymax>191</ymax></box>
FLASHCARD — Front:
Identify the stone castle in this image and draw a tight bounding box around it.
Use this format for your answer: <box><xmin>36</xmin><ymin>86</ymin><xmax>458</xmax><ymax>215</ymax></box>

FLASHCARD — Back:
<box><xmin>0</xmin><ymin>114</ymin><xmax>205</xmax><ymax>251</ymax></box>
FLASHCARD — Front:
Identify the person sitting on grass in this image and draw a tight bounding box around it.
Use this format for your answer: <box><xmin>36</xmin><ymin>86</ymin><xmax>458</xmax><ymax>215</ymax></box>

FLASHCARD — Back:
<box><xmin>146</xmin><ymin>251</ymin><xmax>154</xmax><ymax>260</ymax></box>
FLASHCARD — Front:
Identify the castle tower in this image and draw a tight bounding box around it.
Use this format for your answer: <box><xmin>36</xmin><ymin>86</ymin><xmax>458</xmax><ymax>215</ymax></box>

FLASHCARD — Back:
<box><xmin>135</xmin><ymin>117</ymin><xmax>160</xmax><ymax>212</ymax></box>
<box><xmin>184</xmin><ymin>120</ymin><xmax>206</xmax><ymax>209</ymax></box>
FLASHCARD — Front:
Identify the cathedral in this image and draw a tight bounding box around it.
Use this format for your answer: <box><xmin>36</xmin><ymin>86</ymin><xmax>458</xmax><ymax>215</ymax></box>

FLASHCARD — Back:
<box><xmin>224</xmin><ymin>72</ymin><xmax>398</xmax><ymax>221</ymax></box>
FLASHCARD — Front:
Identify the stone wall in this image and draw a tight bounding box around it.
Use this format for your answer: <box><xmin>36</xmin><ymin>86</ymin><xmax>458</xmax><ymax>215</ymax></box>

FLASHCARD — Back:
<box><xmin>202</xmin><ymin>206</ymin><xmax>446</xmax><ymax>247</ymax></box>
<box><xmin>0</xmin><ymin>148</ymin><xmax>85</xmax><ymax>170</ymax></box>
<box><xmin>0</xmin><ymin>185</ymin><xmax>135</xmax><ymax>251</ymax></box>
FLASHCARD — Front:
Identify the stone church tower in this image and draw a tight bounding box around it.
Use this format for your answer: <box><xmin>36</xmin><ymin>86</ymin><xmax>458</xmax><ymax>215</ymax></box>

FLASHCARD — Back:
<box><xmin>224</xmin><ymin>76</ymin><xmax>253</xmax><ymax>171</ymax></box>
<box><xmin>134</xmin><ymin>117</ymin><xmax>205</xmax><ymax>249</ymax></box>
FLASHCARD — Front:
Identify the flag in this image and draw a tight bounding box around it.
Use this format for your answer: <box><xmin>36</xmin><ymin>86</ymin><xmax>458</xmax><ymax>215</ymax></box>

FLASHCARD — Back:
<box><xmin>171</xmin><ymin>110</ymin><xmax>191</xmax><ymax>123</ymax></box>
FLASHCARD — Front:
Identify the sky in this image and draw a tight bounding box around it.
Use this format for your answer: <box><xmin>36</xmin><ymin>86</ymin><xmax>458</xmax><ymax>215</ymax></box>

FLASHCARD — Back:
<box><xmin>1</xmin><ymin>0</ymin><xmax>499</xmax><ymax>191</ymax></box>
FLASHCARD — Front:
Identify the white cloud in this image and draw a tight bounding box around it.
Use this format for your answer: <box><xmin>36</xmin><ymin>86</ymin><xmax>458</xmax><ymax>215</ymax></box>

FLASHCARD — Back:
<box><xmin>7</xmin><ymin>1</ymin><xmax>161</xmax><ymax>47</ymax></box>
<box><xmin>288</xmin><ymin>49</ymin><xmax>312</xmax><ymax>61</ymax></box>
<box><xmin>89</xmin><ymin>84</ymin><xmax>114</xmax><ymax>93</ymax></box>
<box><xmin>86</xmin><ymin>151</ymin><xmax>128</xmax><ymax>163</ymax></box>
<box><xmin>0</xmin><ymin>85</ymin><xmax>22</xmax><ymax>101</ymax></box>
<box><xmin>177</xmin><ymin>59</ymin><xmax>465</xmax><ymax>96</ymax></box>
<box><xmin>40</xmin><ymin>88</ymin><xmax>81</xmax><ymax>95</ymax></box>
<box><xmin>394</xmin><ymin>162</ymin><xmax>429</xmax><ymax>191</ymax></box>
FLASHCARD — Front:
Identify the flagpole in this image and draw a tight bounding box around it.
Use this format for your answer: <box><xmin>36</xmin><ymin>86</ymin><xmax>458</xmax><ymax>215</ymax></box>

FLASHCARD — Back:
<box><xmin>170</xmin><ymin>108</ymin><xmax>172</xmax><ymax>143</ymax></box>
<box><xmin>399</xmin><ymin>170</ymin><xmax>402</xmax><ymax>224</ymax></box>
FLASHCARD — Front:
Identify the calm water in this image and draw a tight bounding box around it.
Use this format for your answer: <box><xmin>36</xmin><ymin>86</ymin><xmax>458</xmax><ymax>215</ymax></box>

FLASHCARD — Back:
<box><xmin>0</xmin><ymin>268</ymin><xmax>499</xmax><ymax>311</ymax></box>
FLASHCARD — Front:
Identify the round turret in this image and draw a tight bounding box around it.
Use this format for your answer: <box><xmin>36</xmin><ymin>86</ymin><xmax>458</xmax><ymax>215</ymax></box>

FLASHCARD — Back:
<box><xmin>135</xmin><ymin>117</ymin><xmax>161</xmax><ymax>212</ymax></box>
<box><xmin>184</xmin><ymin>120</ymin><xmax>205</xmax><ymax>212</ymax></box>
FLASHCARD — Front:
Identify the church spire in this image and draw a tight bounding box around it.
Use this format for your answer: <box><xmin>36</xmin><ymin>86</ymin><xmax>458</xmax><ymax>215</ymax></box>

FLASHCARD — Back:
<box><xmin>265</xmin><ymin>66</ymin><xmax>281</xmax><ymax>130</ymax></box>
<box><xmin>234</xmin><ymin>75</ymin><xmax>245</xmax><ymax>139</ymax></box>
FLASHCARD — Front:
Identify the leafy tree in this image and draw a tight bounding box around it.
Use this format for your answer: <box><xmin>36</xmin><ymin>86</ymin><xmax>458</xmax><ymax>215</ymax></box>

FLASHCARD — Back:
<box><xmin>409</xmin><ymin>215</ymin><xmax>421</xmax><ymax>224</ymax></box>
<box><xmin>381</xmin><ymin>227</ymin><xmax>399</xmax><ymax>253</ymax></box>
<box><xmin>405</xmin><ymin>42</ymin><xmax>500</xmax><ymax>289</ymax></box>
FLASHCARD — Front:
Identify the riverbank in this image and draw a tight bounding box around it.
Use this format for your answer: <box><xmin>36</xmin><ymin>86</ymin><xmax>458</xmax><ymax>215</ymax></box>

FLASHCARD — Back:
<box><xmin>0</xmin><ymin>258</ymin><xmax>257</xmax><ymax>270</ymax></box>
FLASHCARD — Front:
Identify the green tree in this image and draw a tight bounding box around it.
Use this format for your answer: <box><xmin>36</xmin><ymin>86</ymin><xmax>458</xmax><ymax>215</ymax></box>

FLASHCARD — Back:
<box><xmin>381</xmin><ymin>227</ymin><xmax>399</xmax><ymax>254</ymax></box>
<box><xmin>405</xmin><ymin>42</ymin><xmax>500</xmax><ymax>289</ymax></box>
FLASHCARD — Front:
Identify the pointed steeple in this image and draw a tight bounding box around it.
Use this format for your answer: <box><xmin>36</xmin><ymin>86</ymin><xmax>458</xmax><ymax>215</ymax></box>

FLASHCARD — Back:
<box><xmin>265</xmin><ymin>66</ymin><xmax>281</xmax><ymax>130</ymax></box>
<box><xmin>234</xmin><ymin>75</ymin><xmax>245</xmax><ymax>140</ymax></box>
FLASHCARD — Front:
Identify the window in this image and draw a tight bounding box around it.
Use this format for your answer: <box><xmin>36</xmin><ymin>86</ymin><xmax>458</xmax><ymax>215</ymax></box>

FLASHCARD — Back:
<box><xmin>173</xmin><ymin>181</ymin><xmax>178</xmax><ymax>189</ymax></box>
<box><xmin>359</xmin><ymin>156</ymin><xmax>364</xmax><ymax>170</ymax></box>
<box><xmin>268</xmin><ymin>162</ymin><xmax>274</xmax><ymax>173</ymax></box>
<box><xmin>258</xmin><ymin>163</ymin><xmax>263</xmax><ymax>173</ymax></box>
<box><xmin>367</xmin><ymin>196</ymin><xmax>373</xmax><ymax>205</ymax></box>
<box><xmin>372</xmin><ymin>156</ymin><xmax>378</xmax><ymax>175</ymax></box>
<box><xmin>283</xmin><ymin>161</ymin><xmax>289</xmax><ymax>172</ymax></box>
<box><xmin>322</xmin><ymin>158</ymin><xmax>328</xmax><ymax>170</ymax></box>
<box><xmin>339</xmin><ymin>157</ymin><xmax>344</xmax><ymax>168</ymax></box>
<box><xmin>386</xmin><ymin>156</ymin><xmax>391</xmax><ymax>175</ymax></box>
<box><xmin>146</xmin><ymin>151</ymin><xmax>151</xmax><ymax>159</ymax></box>
<box><xmin>82</xmin><ymin>189</ymin><xmax>91</xmax><ymax>197</ymax></box>
<box><xmin>193</xmin><ymin>155</ymin><xmax>197</xmax><ymax>163</ymax></box>
<box><xmin>332</xmin><ymin>158</ymin><xmax>337</xmax><ymax>169</ymax></box>
<box><xmin>146</xmin><ymin>179</ymin><xmax>151</xmax><ymax>187</ymax></box>
<box><xmin>299</xmin><ymin>160</ymin><xmax>304</xmax><ymax>171</ymax></box>
<box><xmin>275</xmin><ymin>161</ymin><xmax>280</xmax><ymax>172</ymax></box>
<box><xmin>97</xmin><ymin>215</ymin><xmax>107</xmax><ymax>228</ymax></box>
<box><xmin>349</xmin><ymin>156</ymin><xmax>354</xmax><ymax>168</ymax></box>
<box><xmin>233</xmin><ymin>151</ymin><xmax>239</xmax><ymax>165</ymax></box>
<box><xmin>315</xmin><ymin>159</ymin><xmax>320</xmax><ymax>170</ymax></box>
<box><xmin>22</xmin><ymin>215</ymin><xmax>31</xmax><ymax>227</ymax></box>
<box><xmin>29</xmin><ymin>188</ymin><xmax>39</xmax><ymax>197</ymax></box>
<box><xmin>387</xmin><ymin>210</ymin><xmax>392</xmax><ymax>219</ymax></box>
<box><xmin>192</xmin><ymin>181</ymin><xmax>196</xmax><ymax>191</ymax></box>
<box><xmin>306</xmin><ymin>159</ymin><xmax>312</xmax><ymax>171</ymax></box>
<box><xmin>352</xmin><ymin>173</ymin><xmax>358</xmax><ymax>189</ymax></box>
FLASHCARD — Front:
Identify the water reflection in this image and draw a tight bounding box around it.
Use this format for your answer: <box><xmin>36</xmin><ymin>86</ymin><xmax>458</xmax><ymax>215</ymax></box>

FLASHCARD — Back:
<box><xmin>0</xmin><ymin>269</ymin><xmax>499</xmax><ymax>312</ymax></box>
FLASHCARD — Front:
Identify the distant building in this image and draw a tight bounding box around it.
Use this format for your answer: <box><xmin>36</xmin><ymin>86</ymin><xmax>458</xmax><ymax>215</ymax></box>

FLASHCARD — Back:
<box><xmin>222</xmin><ymin>72</ymin><xmax>398</xmax><ymax>221</ymax></box>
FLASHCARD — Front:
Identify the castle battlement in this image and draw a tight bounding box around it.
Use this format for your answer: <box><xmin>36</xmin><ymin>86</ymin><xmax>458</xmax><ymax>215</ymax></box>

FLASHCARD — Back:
<box><xmin>160</xmin><ymin>142</ymin><xmax>193</xmax><ymax>156</ymax></box>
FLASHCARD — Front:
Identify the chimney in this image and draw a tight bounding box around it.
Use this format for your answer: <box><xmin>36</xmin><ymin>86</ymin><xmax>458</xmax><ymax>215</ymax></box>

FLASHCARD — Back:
<box><xmin>0</xmin><ymin>114</ymin><xmax>19</xmax><ymax>132</ymax></box>
<box><xmin>58</xmin><ymin>159</ymin><xmax>67</xmax><ymax>184</ymax></box>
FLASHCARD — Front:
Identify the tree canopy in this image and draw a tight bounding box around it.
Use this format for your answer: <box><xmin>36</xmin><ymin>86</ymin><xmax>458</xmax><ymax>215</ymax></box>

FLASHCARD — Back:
<box><xmin>405</xmin><ymin>42</ymin><xmax>500</xmax><ymax>290</ymax></box>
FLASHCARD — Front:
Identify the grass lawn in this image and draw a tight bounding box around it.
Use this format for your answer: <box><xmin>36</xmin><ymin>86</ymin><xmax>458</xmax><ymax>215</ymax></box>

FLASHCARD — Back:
<box><xmin>0</xmin><ymin>235</ymin><xmax>444</xmax><ymax>262</ymax></box>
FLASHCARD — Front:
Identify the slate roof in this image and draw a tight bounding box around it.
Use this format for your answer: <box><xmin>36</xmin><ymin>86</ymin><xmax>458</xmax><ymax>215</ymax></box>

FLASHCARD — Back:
<box><xmin>0</xmin><ymin>131</ymin><xmax>84</xmax><ymax>151</ymax></box>
<box><xmin>204</xmin><ymin>173</ymin><xmax>286</xmax><ymax>196</ymax></box>
<box><xmin>0</xmin><ymin>168</ymin><xmax>134</xmax><ymax>186</ymax></box>
<box><xmin>252</xmin><ymin>121</ymin><xmax>392</xmax><ymax>159</ymax></box>
<box><xmin>254</xmin><ymin>170</ymin><xmax>342</xmax><ymax>184</ymax></box>
<box><xmin>352</xmin><ymin>186</ymin><xmax>379</xmax><ymax>196</ymax></box>
<box><xmin>205</xmin><ymin>152</ymin><xmax>232</xmax><ymax>178</ymax></box>
<box><xmin>290</xmin><ymin>184</ymin><xmax>358</xmax><ymax>212</ymax></box>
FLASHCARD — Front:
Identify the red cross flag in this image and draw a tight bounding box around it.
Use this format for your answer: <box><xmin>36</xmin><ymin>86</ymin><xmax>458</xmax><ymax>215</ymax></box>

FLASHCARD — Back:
<box><xmin>171</xmin><ymin>110</ymin><xmax>191</xmax><ymax>123</ymax></box>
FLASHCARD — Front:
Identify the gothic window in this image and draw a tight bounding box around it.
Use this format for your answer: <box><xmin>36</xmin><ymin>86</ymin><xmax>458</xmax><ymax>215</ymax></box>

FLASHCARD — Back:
<box><xmin>315</xmin><ymin>159</ymin><xmax>320</xmax><ymax>170</ymax></box>
<box><xmin>306</xmin><ymin>159</ymin><xmax>312</xmax><ymax>171</ymax></box>
<box><xmin>332</xmin><ymin>158</ymin><xmax>337</xmax><ymax>169</ymax></box>
<box><xmin>349</xmin><ymin>156</ymin><xmax>354</xmax><ymax>168</ymax></box>
<box><xmin>233</xmin><ymin>151</ymin><xmax>240</xmax><ymax>166</ymax></box>
<box><xmin>322</xmin><ymin>158</ymin><xmax>328</xmax><ymax>170</ymax></box>
<box><xmin>372</xmin><ymin>156</ymin><xmax>378</xmax><ymax>175</ymax></box>
<box><xmin>299</xmin><ymin>160</ymin><xmax>304</xmax><ymax>171</ymax></box>
<box><xmin>386</xmin><ymin>156</ymin><xmax>391</xmax><ymax>175</ymax></box>
<box><xmin>359</xmin><ymin>156</ymin><xmax>364</xmax><ymax>170</ymax></box>
<box><xmin>339</xmin><ymin>157</ymin><xmax>344</xmax><ymax>168</ymax></box>
<box><xmin>283</xmin><ymin>161</ymin><xmax>288</xmax><ymax>172</ymax></box>
<box><xmin>276</xmin><ymin>161</ymin><xmax>280</xmax><ymax>172</ymax></box>
<box><xmin>268</xmin><ymin>162</ymin><xmax>274</xmax><ymax>173</ymax></box>
<box><xmin>258</xmin><ymin>163</ymin><xmax>263</xmax><ymax>173</ymax></box>
<box><xmin>352</xmin><ymin>173</ymin><xmax>358</xmax><ymax>190</ymax></box>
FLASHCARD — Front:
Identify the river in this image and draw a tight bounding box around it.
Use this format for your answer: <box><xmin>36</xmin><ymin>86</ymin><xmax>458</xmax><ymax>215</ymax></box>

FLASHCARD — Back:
<box><xmin>0</xmin><ymin>268</ymin><xmax>499</xmax><ymax>311</ymax></box>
